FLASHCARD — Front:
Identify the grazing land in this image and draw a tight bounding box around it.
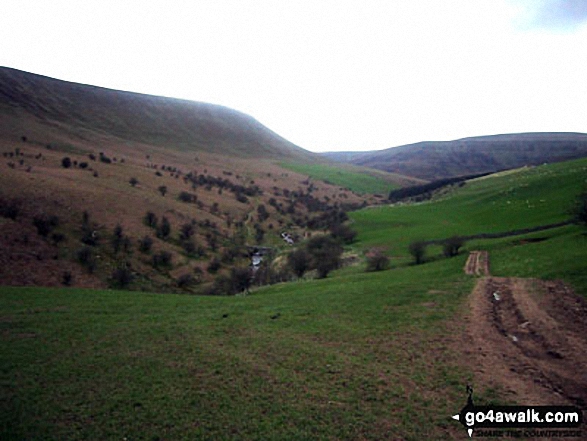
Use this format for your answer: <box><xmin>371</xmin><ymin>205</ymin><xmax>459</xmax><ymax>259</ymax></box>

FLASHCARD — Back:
<box><xmin>2</xmin><ymin>156</ymin><xmax>587</xmax><ymax>439</ymax></box>
<box><xmin>280</xmin><ymin>162</ymin><xmax>420</xmax><ymax>195</ymax></box>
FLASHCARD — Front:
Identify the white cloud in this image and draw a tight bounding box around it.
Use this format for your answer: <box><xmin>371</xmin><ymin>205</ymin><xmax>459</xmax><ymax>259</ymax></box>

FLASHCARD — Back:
<box><xmin>1</xmin><ymin>0</ymin><xmax>586</xmax><ymax>152</ymax></box>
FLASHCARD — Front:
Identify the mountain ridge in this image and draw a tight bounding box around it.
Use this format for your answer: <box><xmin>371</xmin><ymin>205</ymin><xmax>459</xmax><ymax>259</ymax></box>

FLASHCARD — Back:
<box><xmin>322</xmin><ymin>132</ymin><xmax>587</xmax><ymax>180</ymax></box>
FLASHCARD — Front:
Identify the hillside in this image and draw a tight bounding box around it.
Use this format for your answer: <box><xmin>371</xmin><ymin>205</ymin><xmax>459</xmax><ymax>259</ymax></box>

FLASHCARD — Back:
<box><xmin>1</xmin><ymin>68</ymin><xmax>422</xmax><ymax>292</ymax></box>
<box><xmin>0</xmin><ymin>67</ymin><xmax>314</xmax><ymax>160</ymax></box>
<box><xmin>322</xmin><ymin>132</ymin><xmax>587</xmax><ymax>180</ymax></box>
<box><xmin>2</xmin><ymin>157</ymin><xmax>586</xmax><ymax>439</ymax></box>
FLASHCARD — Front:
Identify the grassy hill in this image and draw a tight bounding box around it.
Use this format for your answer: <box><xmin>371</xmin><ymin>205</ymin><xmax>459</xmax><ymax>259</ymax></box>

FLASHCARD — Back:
<box><xmin>322</xmin><ymin>132</ymin><xmax>587</xmax><ymax>181</ymax></box>
<box><xmin>2</xmin><ymin>68</ymin><xmax>424</xmax><ymax>292</ymax></box>
<box><xmin>279</xmin><ymin>162</ymin><xmax>424</xmax><ymax>195</ymax></box>
<box><xmin>0</xmin><ymin>67</ymin><xmax>312</xmax><ymax>160</ymax></box>
<box><xmin>2</xmin><ymin>157</ymin><xmax>586</xmax><ymax>439</ymax></box>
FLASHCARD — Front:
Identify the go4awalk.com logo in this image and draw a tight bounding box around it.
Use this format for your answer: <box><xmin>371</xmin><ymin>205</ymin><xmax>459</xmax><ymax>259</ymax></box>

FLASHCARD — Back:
<box><xmin>452</xmin><ymin>386</ymin><xmax>583</xmax><ymax>438</ymax></box>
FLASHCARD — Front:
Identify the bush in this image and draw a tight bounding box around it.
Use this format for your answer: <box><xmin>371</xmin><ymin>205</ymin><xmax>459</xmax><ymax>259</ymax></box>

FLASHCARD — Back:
<box><xmin>408</xmin><ymin>241</ymin><xmax>427</xmax><ymax>265</ymax></box>
<box><xmin>306</xmin><ymin>235</ymin><xmax>343</xmax><ymax>278</ymax></box>
<box><xmin>144</xmin><ymin>211</ymin><xmax>158</xmax><ymax>228</ymax></box>
<box><xmin>109</xmin><ymin>266</ymin><xmax>134</xmax><ymax>289</ymax></box>
<box><xmin>178</xmin><ymin>191</ymin><xmax>196</xmax><ymax>203</ymax></box>
<box><xmin>176</xmin><ymin>274</ymin><xmax>194</xmax><ymax>289</ymax></box>
<box><xmin>61</xmin><ymin>157</ymin><xmax>72</xmax><ymax>168</ymax></box>
<box><xmin>156</xmin><ymin>216</ymin><xmax>171</xmax><ymax>239</ymax></box>
<box><xmin>0</xmin><ymin>198</ymin><xmax>20</xmax><ymax>220</ymax></box>
<box><xmin>571</xmin><ymin>191</ymin><xmax>587</xmax><ymax>226</ymax></box>
<box><xmin>287</xmin><ymin>248</ymin><xmax>311</xmax><ymax>278</ymax></box>
<box><xmin>179</xmin><ymin>223</ymin><xmax>194</xmax><ymax>241</ymax></box>
<box><xmin>152</xmin><ymin>251</ymin><xmax>173</xmax><ymax>268</ymax></box>
<box><xmin>33</xmin><ymin>214</ymin><xmax>59</xmax><ymax>237</ymax></box>
<box><xmin>158</xmin><ymin>185</ymin><xmax>167</xmax><ymax>196</ymax></box>
<box><xmin>365</xmin><ymin>248</ymin><xmax>390</xmax><ymax>271</ymax></box>
<box><xmin>442</xmin><ymin>236</ymin><xmax>465</xmax><ymax>258</ymax></box>
<box><xmin>111</xmin><ymin>224</ymin><xmax>124</xmax><ymax>253</ymax></box>
<box><xmin>138</xmin><ymin>235</ymin><xmax>153</xmax><ymax>254</ymax></box>
<box><xmin>207</xmin><ymin>257</ymin><xmax>221</xmax><ymax>274</ymax></box>
<box><xmin>61</xmin><ymin>271</ymin><xmax>72</xmax><ymax>286</ymax></box>
<box><xmin>76</xmin><ymin>246</ymin><xmax>96</xmax><ymax>273</ymax></box>
<box><xmin>330</xmin><ymin>224</ymin><xmax>357</xmax><ymax>244</ymax></box>
<box><xmin>129</xmin><ymin>177</ymin><xmax>139</xmax><ymax>187</ymax></box>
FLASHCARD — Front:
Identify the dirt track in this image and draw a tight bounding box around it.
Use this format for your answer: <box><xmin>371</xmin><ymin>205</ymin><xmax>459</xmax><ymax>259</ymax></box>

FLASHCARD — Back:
<box><xmin>464</xmin><ymin>252</ymin><xmax>587</xmax><ymax>408</ymax></box>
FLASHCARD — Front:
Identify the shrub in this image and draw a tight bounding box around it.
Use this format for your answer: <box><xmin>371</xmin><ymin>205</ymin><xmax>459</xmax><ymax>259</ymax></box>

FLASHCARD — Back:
<box><xmin>156</xmin><ymin>216</ymin><xmax>171</xmax><ymax>239</ymax></box>
<box><xmin>178</xmin><ymin>191</ymin><xmax>196</xmax><ymax>203</ymax></box>
<box><xmin>442</xmin><ymin>236</ymin><xmax>465</xmax><ymax>258</ymax></box>
<box><xmin>158</xmin><ymin>185</ymin><xmax>167</xmax><ymax>196</ymax></box>
<box><xmin>111</xmin><ymin>224</ymin><xmax>124</xmax><ymax>253</ymax></box>
<box><xmin>61</xmin><ymin>271</ymin><xmax>72</xmax><ymax>286</ymax></box>
<box><xmin>51</xmin><ymin>232</ymin><xmax>66</xmax><ymax>245</ymax></box>
<box><xmin>179</xmin><ymin>223</ymin><xmax>194</xmax><ymax>241</ymax></box>
<box><xmin>152</xmin><ymin>251</ymin><xmax>173</xmax><ymax>268</ymax></box>
<box><xmin>61</xmin><ymin>157</ymin><xmax>72</xmax><ymax>168</ymax></box>
<box><xmin>365</xmin><ymin>248</ymin><xmax>390</xmax><ymax>272</ymax></box>
<box><xmin>129</xmin><ymin>177</ymin><xmax>138</xmax><ymax>187</ymax></box>
<box><xmin>571</xmin><ymin>191</ymin><xmax>587</xmax><ymax>226</ymax></box>
<box><xmin>229</xmin><ymin>266</ymin><xmax>252</xmax><ymax>294</ymax></box>
<box><xmin>109</xmin><ymin>266</ymin><xmax>134</xmax><ymax>289</ymax></box>
<box><xmin>33</xmin><ymin>214</ymin><xmax>59</xmax><ymax>237</ymax></box>
<box><xmin>0</xmin><ymin>198</ymin><xmax>20</xmax><ymax>220</ymax></box>
<box><xmin>408</xmin><ymin>241</ymin><xmax>427</xmax><ymax>265</ymax></box>
<box><xmin>79</xmin><ymin>162</ymin><xmax>88</xmax><ymax>169</ymax></box>
<box><xmin>330</xmin><ymin>224</ymin><xmax>357</xmax><ymax>244</ymax></box>
<box><xmin>138</xmin><ymin>235</ymin><xmax>153</xmax><ymax>253</ymax></box>
<box><xmin>207</xmin><ymin>257</ymin><xmax>221</xmax><ymax>274</ymax></box>
<box><xmin>144</xmin><ymin>211</ymin><xmax>158</xmax><ymax>228</ymax></box>
<box><xmin>287</xmin><ymin>248</ymin><xmax>311</xmax><ymax>278</ymax></box>
<box><xmin>76</xmin><ymin>246</ymin><xmax>96</xmax><ymax>273</ymax></box>
<box><xmin>176</xmin><ymin>274</ymin><xmax>194</xmax><ymax>289</ymax></box>
<box><xmin>306</xmin><ymin>235</ymin><xmax>343</xmax><ymax>278</ymax></box>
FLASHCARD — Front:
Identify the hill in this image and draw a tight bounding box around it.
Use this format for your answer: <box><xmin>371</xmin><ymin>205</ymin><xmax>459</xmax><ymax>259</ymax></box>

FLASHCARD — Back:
<box><xmin>0</xmin><ymin>68</ymin><xmax>418</xmax><ymax>292</ymax></box>
<box><xmin>0</xmin><ymin>66</ymin><xmax>314</xmax><ymax>160</ymax></box>
<box><xmin>2</xmin><ymin>157</ymin><xmax>586</xmax><ymax>439</ymax></box>
<box><xmin>322</xmin><ymin>132</ymin><xmax>587</xmax><ymax>180</ymax></box>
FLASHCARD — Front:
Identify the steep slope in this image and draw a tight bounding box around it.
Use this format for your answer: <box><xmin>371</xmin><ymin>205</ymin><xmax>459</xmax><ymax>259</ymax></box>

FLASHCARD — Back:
<box><xmin>322</xmin><ymin>133</ymin><xmax>587</xmax><ymax>180</ymax></box>
<box><xmin>0</xmin><ymin>67</ymin><xmax>312</xmax><ymax>160</ymax></box>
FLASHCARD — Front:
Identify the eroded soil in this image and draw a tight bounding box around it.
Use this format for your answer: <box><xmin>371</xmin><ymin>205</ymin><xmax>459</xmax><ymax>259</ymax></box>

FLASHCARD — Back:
<box><xmin>464</xmin><ymin>252</ymin><xmax>587</xmax><ymax>408</ymax></box>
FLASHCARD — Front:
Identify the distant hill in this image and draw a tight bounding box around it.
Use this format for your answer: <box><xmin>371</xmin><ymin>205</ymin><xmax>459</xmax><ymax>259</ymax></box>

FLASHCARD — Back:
<box><xmin>0</xmin><ymin>67</ymin><xmax>313</xmax><ymax>160</ymax></box>
<box><xmin>322</xmin><ymin>133</ymin><xmax>587</xmax><ymax>180</ymax></box>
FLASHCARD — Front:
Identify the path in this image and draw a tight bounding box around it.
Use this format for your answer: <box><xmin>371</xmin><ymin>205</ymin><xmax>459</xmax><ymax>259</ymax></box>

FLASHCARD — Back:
<box><xmin>464</xmin><ymin>252</ymin><xmax>587</xmax><ymax>407</ymax></box>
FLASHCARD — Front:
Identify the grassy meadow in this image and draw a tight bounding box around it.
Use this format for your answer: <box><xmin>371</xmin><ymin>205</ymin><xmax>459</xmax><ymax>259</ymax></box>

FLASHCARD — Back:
<box><xmin>2</xmin><ymin>158</ymin><xmax>587</xmax><ymax>439</ymax></box>
<box><xmin>280</xmin><ymin>162</ymin><xmax>402</xmax><ymax>195</ymax></box>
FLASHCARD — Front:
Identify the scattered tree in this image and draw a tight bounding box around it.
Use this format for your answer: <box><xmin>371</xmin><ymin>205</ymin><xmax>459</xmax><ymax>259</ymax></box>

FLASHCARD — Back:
<box><xmin>144</xmin><ymin>211</ymin><xmax>158</xmax><ymax>228</ymax></box>
<box><xmin>365</xmin><ymin>247</ymin><xmax>390</xmax><ymax>272</ymax></box>
<box><xmin>156</xmin><ymin>216</ymin><xmax>171</xmax><ymax>239</ymax></box>
<box><xmin>158</xmin><ymin>185</ymin><xmax>167</xmax><ymax>196</ymax></box>
<box><xmin>330</xmin><ymin>223</ymin><xmax>357</xmax><ymax>244</ymax></box>
<box><xmin>306</xmin><ymin>235</ymin><xmax>343</xmax><ymax>278</ymax></box>
<box><xmin>61</xmin><ymin>157</ymin><xmax>72</xmax><ymax>168</ymax></box>
<box><xmin>571</xmin><ymin>191</ymin><xmax>587</xmax><ymax>226</ymax></box>
<box><xmin>110</xmin><ymin>265</ymin><xmax>134</xmax><ymax>289</ymax></box>
<box><xmin>287</xmin><ymin>248</ymin><xmax>311</xmax><ymax>278</ymax></box>
<box><xmin>442</xmin><ymin>236</ymin><xmax>465</xmax><ymax>258</ymax></box>
<box><xmin>152</xmin><ymin>251</ymin><xmax>173</xmax><ymax>269</ymax></box>
<box><xmin>33</xmin><ymin>214</ymin><xmax>59</xmax><ymax>237</ymax></box>
<box><xmin>408</xmin><ymin>241</ymin><xmax>427</xmax><ymax>265</ymax></box>
<box><xmin>138</xmin><ymin>235</ymin><xmax>153</xmax><ymax>254</ymax></box>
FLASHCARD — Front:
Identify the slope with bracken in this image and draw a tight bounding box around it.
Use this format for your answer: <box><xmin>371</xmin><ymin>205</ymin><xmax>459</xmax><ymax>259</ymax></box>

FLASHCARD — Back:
<box><xmin>0</xmin><ymin>67</ymin><xmax>408</xmax><ymax>292</ymax></box>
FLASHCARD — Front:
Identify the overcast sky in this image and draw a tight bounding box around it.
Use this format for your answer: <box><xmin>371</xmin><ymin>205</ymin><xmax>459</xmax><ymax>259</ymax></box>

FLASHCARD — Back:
<box><xmin>1</xmin><ymin>1</ymin><xmax>587</xmax><ymax>152</ymax></box>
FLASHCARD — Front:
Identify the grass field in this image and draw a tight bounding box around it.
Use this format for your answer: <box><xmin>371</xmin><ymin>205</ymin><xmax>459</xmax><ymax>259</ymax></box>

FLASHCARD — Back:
<box><xmin>2</xmin><ymin>158</ymin><xmax>587</xmax><ymax>439</ymax></box>
<box><xmin>1</xmin><ymin>258</ymin><xmax>472</xmax><ymax>440</ymax></box>
<box><xmin>280</xmin><ymin>162</ymin><xmax>401</xmax><ymax>195</ymax></box>
<box><xmin>350</xmin><ymin>159</ymin><xmax>587</xmax><ymax>266</ymax></box>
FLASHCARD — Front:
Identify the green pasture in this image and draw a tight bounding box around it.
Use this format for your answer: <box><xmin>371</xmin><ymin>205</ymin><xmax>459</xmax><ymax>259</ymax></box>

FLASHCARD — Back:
<box><xmin>280</xmin><ymin>162</ymin><xmax>398</xmax><ymax>195</ymax></box>
<box><xmin>2</xmin><ymin>157</ymin><xmax>587</xmax><ymax>439</ymax></box>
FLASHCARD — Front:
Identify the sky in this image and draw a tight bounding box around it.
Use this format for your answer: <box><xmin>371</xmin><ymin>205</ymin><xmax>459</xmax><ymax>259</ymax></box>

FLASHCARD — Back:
<box><xmin>1</xmin><ymin>0</ymin><xmax>587</xmax><ymax>152</ymax></box>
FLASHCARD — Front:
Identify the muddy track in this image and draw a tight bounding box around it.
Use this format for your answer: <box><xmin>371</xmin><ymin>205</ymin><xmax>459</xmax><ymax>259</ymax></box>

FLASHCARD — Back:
<box><xmin>464</xmin><ymin>252</ymin><xmax>587</xmax><ymax>408</ymax></box>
